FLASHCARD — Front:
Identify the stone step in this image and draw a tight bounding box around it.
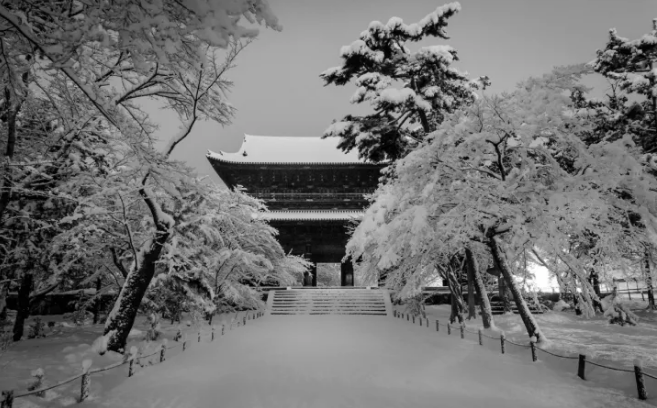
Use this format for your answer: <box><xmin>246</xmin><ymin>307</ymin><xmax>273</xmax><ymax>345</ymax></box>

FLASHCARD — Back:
<box><xmin>267</xmin><ymin>289</ymin><xmax>392</xmax><ymax>316</ymax></box>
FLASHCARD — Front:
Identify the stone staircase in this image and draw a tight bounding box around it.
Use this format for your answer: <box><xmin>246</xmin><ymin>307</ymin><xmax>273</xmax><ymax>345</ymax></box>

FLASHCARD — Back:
<box><xmin>490</xmin><ymin>299</ymin><xmax>545</xmax><ymax>315</ymax></box>
<box><xmin>267</xmin><ymin>288</ymin><xmax>392</xmax><ymax>316</ymax></box>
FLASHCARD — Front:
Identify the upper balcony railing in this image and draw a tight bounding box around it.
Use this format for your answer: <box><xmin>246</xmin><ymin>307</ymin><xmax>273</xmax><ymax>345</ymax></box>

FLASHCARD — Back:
<box><xmin>250</xmin><ymin>192</ymin><xmax>368</xmax><ymax>201</ymax></box>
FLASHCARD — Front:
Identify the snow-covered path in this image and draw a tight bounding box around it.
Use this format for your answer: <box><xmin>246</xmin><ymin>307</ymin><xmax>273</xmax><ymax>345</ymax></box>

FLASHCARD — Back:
<box><xmin>96</xmin><ymin>316</ymin><xmax>651</xmax><ymax>408</ymax></box>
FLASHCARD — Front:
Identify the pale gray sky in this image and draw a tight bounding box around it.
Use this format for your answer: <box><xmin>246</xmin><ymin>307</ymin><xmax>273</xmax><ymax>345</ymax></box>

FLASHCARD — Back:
<box><xmin>153</xmin><ymin>0</ymin><xmax>655</xmax><ymax>184</ymax></box>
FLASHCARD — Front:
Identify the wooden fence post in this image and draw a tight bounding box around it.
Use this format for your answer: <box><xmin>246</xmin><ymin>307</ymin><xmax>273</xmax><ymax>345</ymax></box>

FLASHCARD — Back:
<box><xmin>406</xmin><ymin>314</ymin><xmax>409</xmax><ymax>321</ymax></box>
<box><xmin>198</xmin><ymin>330</ymin><xmax>201</xmax><ymax>343</ymax></box>
<box><xmin>1</xmin><ymin>390</ymin><xmax>14</xmax><ymax>408</ymax></box>
<box><xmin>128</xmin><ymin>347</ymin><xmax>138</xmax><ymax>377</ymax></box>
<box><xmin>478</xmin><ymin>329</ymin><xmax>483</xmax><ymax>346</ymax></box>
<box><xmin>212</xmin><ymin>326</ymin><xmax>215</xmax><ymax>341</ymax></box>
<box><xmin>460</xmin><ymin>325</ymin><xmax>464</xmax><ymax>339</ymax></box>
<box><xmin>243</xmin><ymin>316</ymin><xmax>246</xmax><ymax>326</ymax></box>
<box><xmin>447</xmin><ymin>323</ymin><xmax>451</xmax><ymax>335</ymax></box>
<box><xmin>418</xmin><ymin>317</ymin><xmax>422</xmax><ymax>326</ymax></box>
<box><xmin>435</xmin><ymin>320</ymin><xmax>439</xmax><ymax>332</ymax></box>
<box><xmin>80</xmin><ymin>360</ymin><xmax>91</xmax><ymax>402</ymax></box>
<box><xmin>500</xmin><ymin>333</ymin><xmax>506</xmax><ymax>354</ymax></box>
<box><xmin>128</xmin><ymin>358</ymin><xmax>134</xmax><ymax>378</ymax></box>
<box><xmin>183</xmin><ymin>334</ymin><xmax>187</xmax><ymax>351</ymax></box>
<box><xmin>159</xmin><ymin>341</ymin><xmax>166</xmax><ymax>363</ymax></box>
<box><xmin>634</xmin><ymin>361</ymin><xmax>648</xmax><ymax>400</ymax></box>
<box><xmin>426</xmin><ymin>318</ymin><xmax>429</xmax><ymax>328</ymax></box>
<box><xmin>412</xmin><ymin>316</ymin><xmax>415</xmax><ymax>324</ymax></box>
<box><xmin>222</xmin><ymin>324</ymin><xmax>225</xmax><ymax>336</ymax></box>
<box><xmin>578</xmin><ymin>354</ymin><xmax>586</xmax><ymax>380</ymax></box>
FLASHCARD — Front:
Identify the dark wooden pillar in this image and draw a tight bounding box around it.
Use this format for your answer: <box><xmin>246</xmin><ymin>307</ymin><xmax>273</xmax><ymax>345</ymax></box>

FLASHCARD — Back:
<box><xmin>310</xmin><ymin>262</ymin><xmax>317</xmax><ymax>287</ymax></box>
<box><xmin>341</xmin><ymin>259</ymin><xmax>354</xmax><ymax>287</ymax></box>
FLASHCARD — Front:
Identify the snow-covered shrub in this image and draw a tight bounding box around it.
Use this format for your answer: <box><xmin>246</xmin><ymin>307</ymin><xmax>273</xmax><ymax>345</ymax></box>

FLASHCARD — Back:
<box><xmin>602</xmin><ymin>290</ymin><xmax>640</xmax><ymax>326</ymax></box>
<box><xmin>92</xmin><ymin>332</ymin><xmax>111</xmax><ymax>355</ymax></box>
<box><xmin>27</xmin><ymin>368</ymin><xmax>45</xmax><ymax>397</ymax></box>
<box><xmin>145</xmin><ymin>313</ymin><xmax>163</xmax><ymax>342</ymax></box>
<box><xmin>27</xmin><ymin>317</ymin><xmax>46</xmax><ymax>339</ymax></box>
<box><xmin>404</xmin><ymin>296</ymin><xmax>427</xmax><ymax>318</ymax></box>
<box><xmin>0</xmin><ymin>331</ymin><xmax>11</xmax><ymax>356</ymax></box>
<box><xmin>64</xmin><ymin>310</ymin><xmax>93</xmax><ymax>326</ymax></box>
<box><xmin>552</xmin><ymin>300</ymin><xmax>571</xmax><ymax>312</ymax></box>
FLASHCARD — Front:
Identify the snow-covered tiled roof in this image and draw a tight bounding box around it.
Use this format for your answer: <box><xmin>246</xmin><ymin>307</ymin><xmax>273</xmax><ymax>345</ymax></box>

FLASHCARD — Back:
<box><xmin>256</xmin><ymin>210</ymin><xmax>364</xmax><ymax>221</ymax></box>
<box><xmin>207</xmin><ymin>134</ymin><xmax>363</xmax><ymax>165</ymax></box>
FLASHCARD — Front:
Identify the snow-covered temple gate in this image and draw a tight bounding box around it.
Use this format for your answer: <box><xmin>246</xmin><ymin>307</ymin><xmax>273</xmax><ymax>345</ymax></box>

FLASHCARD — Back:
<box><xmin>207</xmin><ymin>135</ymin><xmax>385</xmax><ymax>286</ymax></box>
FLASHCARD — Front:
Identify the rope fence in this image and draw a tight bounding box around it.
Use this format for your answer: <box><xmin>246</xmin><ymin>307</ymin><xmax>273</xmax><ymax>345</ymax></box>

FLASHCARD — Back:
<box><xmin>391</xmin><ymin>309</ymin><xmax>655</xmax><ymax>401</ymax></box>
<box><xmin>1</xmin><ymin>310</ymin><xmax>266</xmax><ymax>408</ymax></box>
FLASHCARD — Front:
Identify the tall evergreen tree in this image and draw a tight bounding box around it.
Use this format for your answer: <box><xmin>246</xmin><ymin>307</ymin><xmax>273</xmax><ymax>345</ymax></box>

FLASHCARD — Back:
<box><xmin>591</xmin><ymin>20</ymin><xmax>657</xmax><ymax>153</ymax></box>
<box><xmin>320</xmin><ymin>2</ymin><xmax>488</xmax><ymax>163</ymax></box>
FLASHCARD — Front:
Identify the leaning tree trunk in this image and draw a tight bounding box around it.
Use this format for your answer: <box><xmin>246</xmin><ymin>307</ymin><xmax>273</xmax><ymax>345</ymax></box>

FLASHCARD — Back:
<box><xmin>466</xmin><ymin>256</ymin><xmax>476</xmax><ymax>320</ymax></box>
<box><xmin>446</xmin><ymin>267</ymin><xmax>465</xmax><ymax>324</ymax></box>
<box><xmin>589</xmin><ymin>269</ymin><xmax>604</xmax><ymax>313</ymax></box>
<box><xmin>498</xmin><ymin>275</ymin><xmax>512</xmax><ymax>313</ymax></box>
<box><xmin>12</xmin><ymin>273</ymin><xmax>32</xmax><ymax>341</ymax></box>
<box><xmin>103</xmin><ymin>229</ymin><xmax>170</xmax><ymax>353</ymax></box>
<box><xmin>489</xmin><ymin>237</ymin><xmax>545</xmax><ymax>343</ymax></box>
<box><xmin>644</xmin><ymin>250</ymin><xmax>656</xmax><ymax>310</ymax></box>
<box><xmin>466</xmin><ymin>246</ymin><xmax>493</xmax><ymax>329</ymax></box>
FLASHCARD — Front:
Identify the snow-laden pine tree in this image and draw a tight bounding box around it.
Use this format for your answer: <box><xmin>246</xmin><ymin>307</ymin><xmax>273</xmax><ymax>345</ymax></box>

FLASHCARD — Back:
<box><xmin>591</xmin><ymin>19</ymin><xmax>657</xmax><ymax>152</ymax></box>
<box><xmin>347</xmin><ymin>68</ymin><xmax>657</xmax><ymax>342</ymax></box>
<box><xmin>0</xmin><ymin>0</ymin><xmax>283</xmax><ymax>351</ymax></box>
<box><xmin>320</xmin><ymin>2</ymin><xmax>488</xmax><ymax>163</ymax></box>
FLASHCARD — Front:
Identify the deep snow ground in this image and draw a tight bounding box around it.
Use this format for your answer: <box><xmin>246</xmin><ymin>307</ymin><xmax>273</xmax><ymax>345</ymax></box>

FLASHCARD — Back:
<box><xmin>92</xmin><ymin>315</ymin><xmax>651</xmax><ymax>408</ymax></box>
<box><xmin>0</xmin><ymin>312</ymin><xmax>250</xmax><ymax>407</ymax></box>
<box><xmin>416</xmin><ymin>304</ymin><xmax>657</xmax><ymax>371</ymax></box>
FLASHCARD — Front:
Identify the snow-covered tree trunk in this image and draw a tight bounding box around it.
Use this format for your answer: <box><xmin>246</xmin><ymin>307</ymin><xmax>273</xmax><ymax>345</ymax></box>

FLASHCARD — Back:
<box><xmin>0</xmin><ymin>281</ymin><xmax>7</xmax><ymax>323</ymax></box>
<box><xmin>489</xmin><ymin>237</ymin><xmax>545</xmax><ymax>343</ymax></box>
<box><xmin>92</xmin><ymin>277</ymin><xmax>102</xmax><ymax>325</ymax></box>
<box><xmin>644</xmin><ymin>250</ymin><xmax>656</xmax><ymax>310</ymax></box>
<box><xmin>466</xmin><ymin>254</ymin><xmax>476</xmax><ymax>320</ymax></box>
<box><xmin>498</xmin><ymin>275</ymin><xmax>512</xmax><ymax>313</ymax></box>
<box><xmin>446</xmin><ymin>267</ymin><xmax>465</xmax><ymax>324</ymax></box>
<box><xmin>0</xmin><ymin>97</ymin><xmax>20</xmax><ymax>225</ymax></box>
<box><xmin>12</xmin><ymin>272</ymin><xmax>31</xmax><ymax>341</ymax></box>
<box><xmin>589</xmin><ymin>269</ymin><xmax>604</xmax><ymax>313</ymax></box>
<box><xmin>466</xmin><ymin>246</ymin><xmax>492</xmax><ymax>329</ymax></box>
<box><xmin>103</xmin><ymin>225</ymin><xmax>170</xmax><ymax>353</ymax></box>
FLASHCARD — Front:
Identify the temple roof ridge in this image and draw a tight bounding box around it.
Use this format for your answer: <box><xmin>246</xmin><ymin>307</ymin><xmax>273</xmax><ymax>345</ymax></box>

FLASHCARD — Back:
<box><xmin>207</xmin><ymin>134</ymin><xmax>365</xmax><ymax>165</ymax></box>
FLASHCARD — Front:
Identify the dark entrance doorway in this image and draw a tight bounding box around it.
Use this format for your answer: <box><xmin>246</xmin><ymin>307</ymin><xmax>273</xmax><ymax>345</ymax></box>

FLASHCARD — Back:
<box><xmin>341</xmin><ymin>260</ymin><xmax>354</xmax><ymax>287</ymax></box>
<box><xmin>300</xmin><ymin>261</ymin><xmax>354</xmax><ymax>287</ymax></box>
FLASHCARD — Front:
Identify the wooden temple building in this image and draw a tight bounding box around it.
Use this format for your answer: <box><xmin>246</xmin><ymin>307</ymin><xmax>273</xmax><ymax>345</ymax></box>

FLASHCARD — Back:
<box><xmin>207</xmin><ymin>135</ymin><xmax>386</xmax><ymax>287</ymax></box>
